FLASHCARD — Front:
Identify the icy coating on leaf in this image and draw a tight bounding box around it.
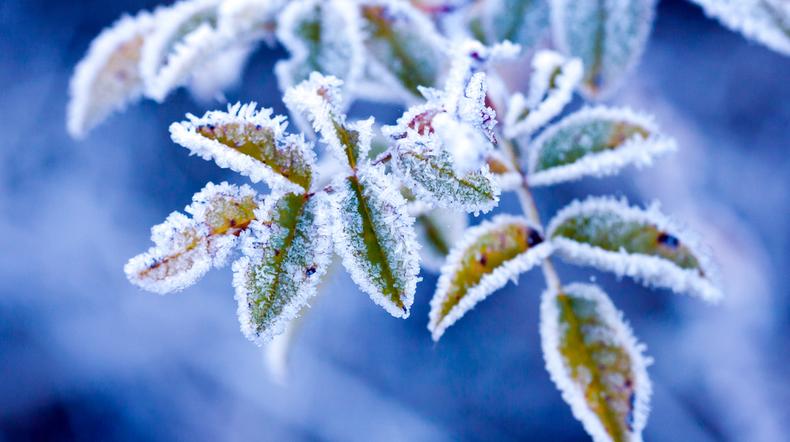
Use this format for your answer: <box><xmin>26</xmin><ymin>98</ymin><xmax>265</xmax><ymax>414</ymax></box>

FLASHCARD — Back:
<box><xmin>528</xmin><ymin>107</ymin><xmax>676</xmax><ymax>187</ymax></box>
<box><xmin>547</xmin><ymin>196</ymin><xmax>722</xmax><ymax>302</ymax></box>
<box><xmin>540</xmin><ymin>283</ymin><xmax>652</xmax><ymax>442</ymax></box>
<box><xmin>233</xmin><ymin>191</ymin><xmax>332</xmax><ymax>345</ymax></box>
<box><xmin>415</xmin><ymin>208</ymin><xmax>468</xmax><ymax>273</ymax></box>
<box><xmin>429</xmin><ymin>215</ymin><xmax>553</xmax><ymax>341</ymax></box>
<box><xmin>275</xmin><ymin>0</ymin><xmax>364</xmax><ymax>95</ymax></box>
<box><xmin>331</xmin><ymin>165</ymin><xmax>420</xmax><ymax>318</ymax></box>
<box><xmin>284</xmin><ymin>73</ymin><xmax>372</xmax><ymax>170</ymax></box>
<box><xmin>505</xmin><ymin>50</ymin><xmax>583</xmax><ymax>139</ymax></box>
<box><xmin>170</xmin><ymin>102</ymin><xmax>315</xmax><ymax>192</ymax></box>
<box><xmin>551</xmin><ymin>0</ymin><xmax>657</xmax><ymax>98</ymax></box>
<box><xmin>67</xmin><ymin>11</ymin><xmax>154</xmax><ymax>138</ymax></box>
<box><xmin>125</xmin><ymin>182</ymin><xmax>262</xmax><ymax>294</ymax></box>
<box><xmin>482</xmin><ymin>0</ymin><xmax>550</xmax><ymax>49</ymax></box>
<box><xmin>687</xmin><ymin>0</ymin><xmax>790</xmax><ymax>56</ymax></box>
<box><xmin>358</xmin><ymin>0</ymin><xmax>448</xmax><ymax>98</ymax></box>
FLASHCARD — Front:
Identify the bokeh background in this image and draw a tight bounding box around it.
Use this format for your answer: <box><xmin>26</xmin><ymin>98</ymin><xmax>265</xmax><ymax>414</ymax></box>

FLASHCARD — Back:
<box><xmin>1</xmin><ymin>1</ymin><xmax>789</xmax><ymax>440</ymax></box>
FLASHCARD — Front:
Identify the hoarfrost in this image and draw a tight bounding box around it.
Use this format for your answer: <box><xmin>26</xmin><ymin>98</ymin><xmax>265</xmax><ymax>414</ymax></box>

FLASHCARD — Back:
<box><xmin>125</xmin><ymin>181</ymin><xmax>262</xmax><ymax>294</ymax></box>
<box><xmin>504</xmin><ymin>50</ymin><xmax>582</xmax><ymax>139</ymax></box>
<box><xmin>540</xmin><ymin>283</ymin><xmax>652</xmax><ymax>442</ymax></box>
<box><xmin>429</xmin><ymin>215</ymin><xmax>553</xmax><ymax>341</ymax></box>
<box><xmin>528</xmin><ymin>106</ymin><xmax>676</xmax><ymax>187</ymax></box>
<box><xmin>233</xmin><ymin>190</ymin><xmax>333</xmax><ymax>345</ymax></box>
<box><xmin>547</xmin><ymin>196</ymin><xmax>722</xmax><ymax>302</ymax></box>
<box><xmin>67</xmin><ymin>10</ymin><xmax>155</xmax><ymax>138</ymax></box>
<box><xmin>330</xmin><ymin>164</ymin><xmax>420</xmax><ymax>318</ymax></box>
<box><xmin>687</xmin><ymin>0</ymin><xmax>790</xmax><ymax>56</ymax></box>
<box><xmin>170</xmin><ymin>102</ymin><xmax>316</xmax><ymax>192</ymax></box>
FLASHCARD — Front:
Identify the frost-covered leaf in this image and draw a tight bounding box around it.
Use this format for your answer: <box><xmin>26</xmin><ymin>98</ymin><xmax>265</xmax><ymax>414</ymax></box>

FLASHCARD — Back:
<box><xmin>331</xmin><ymin>165</ymin><xmax>420</xmax><ymax>318</ymax></box>
<box><xmin>415</xmin><ymin>208</ymin><xmax>468</xmax><ymax>273</ymax></box>
<box><xmin>67</xmin><ymin>10</ymin><xmax>155</xmax><ymax>138</ymax></box>
<box><xmin>687</xmin><ymin>0</ymin><xmax>790</xmax><ymax>56</ymax></box>
<box><xmin>504</xmin><ymin>50</ymin><xmax>582</xmax><ymax>139</ymax></box>
<box><xmin>276</xmin><ymin>0</ymin><xmax>364</xmax><ymax>96</ymax></box>
<box><xmin>126</xmin><ymin>182</ymin><xmax>262</xmax><ymax>294</ymax></box>
<box><xmin>140</xmin><ymin>0</ymin><xmax>225</xmax><ymax>102</ymax></box>
<box><xmin>547</xmin><ymin>196</ymin><xmax>722</xmax><ymax>301</ymax></box>
<box><xmin>528</xmin><ymin>107</ymin><xmax>676</xmax><ymax>187</ymax></box>
<box><xmin>540</xmin><ymin>283</ymin><xmax>652</xmax><ymax>442</ymax></box>
<box><xmin>481</xmin><ymin>0</ymin><xmax>550</xmax><ymax>49</ymax></box>
<box><xmin>551</xmin><ymin>0</ymin><xmax>657</xmax><ymax>98</ymax></box>
<box><xmin>170</xmin><ymin>102</ymin><xmax>315</xmax><ymax>192</ymax></box>
<box><xmin>392</xmin><ymin>139</ymin><xmax>500</xmax><ymax>213</ymax></box>
<box><xmin>485</xmin><ymin>150</ymin><xmax>523</xmax><ymax>191</ymax></box>
<box><xmin>217</xmin><ymin>0</ymin><xmax>285</xmax><ymax>44</ymax></box>
<box><xmin>187</xmin><ymin>43</ymin><xmax>254</xmax><ymax>102</ymax></box>
<box><xmin>358</xmin><ymin>0</ymin><xmax>448</xmax><ymax>98</ymax></box>
<box><xmin>429</xmin><ymin>215</ymin><xmax>553</xmax><ymax>341</ymax></box>
<box><xmin>233</xmin><ymin>190</ymin><xmax>332</xmax><ymax>344</ymax></box>
<box><xmin>284</xmin><ymin>73</ymin><xmax>372</xmax><ymax>170</ymax></box>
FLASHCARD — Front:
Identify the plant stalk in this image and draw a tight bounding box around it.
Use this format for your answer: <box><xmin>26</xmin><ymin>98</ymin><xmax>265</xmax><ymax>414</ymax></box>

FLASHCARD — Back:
<box><xmin>499</xmin><ymin>138</ymin><xmax>562</xmax><ymax>291</ymax></box>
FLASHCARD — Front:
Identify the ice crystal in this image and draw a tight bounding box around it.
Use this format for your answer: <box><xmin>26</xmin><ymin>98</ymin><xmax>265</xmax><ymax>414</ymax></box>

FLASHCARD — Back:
<box><xmin>233</xmin><ymin>190</ymin><xmax>332</xmax><ymax>345</ymax></box>
<box><xmin>540</xmin><ymin>283</ymin><xmax>652</xmax><ymax>442</ymax></box>
<box><xmin>547</xmin><ymin>196</ymin><xmax>722</xmax><ymax>302</ymax></box>
<box><xmin>330</xmin><ymin>165</ymin><xmax>420</xmax><ymax>318</ymax></box>
<box><xmin>551</xmin><ymin>0</ymin><xmax>657</xmax><ymax>98</ymax></box>
<box><xmin>170</xmin><ymin>102</ymin><xmax>316</xmax><ymax>192</ymax></box>
<box><xmin>528</xmin><ymin>106</ymin><xmax>676</xmax><ymax>187</ymax></box>
<box><xmin>126</xmin><ymin>182</ymin><xmax>262</xmax><ymax>294</ymax></box>
<box><xmin>429</xmin><ymin>215</ymin><xmax>553</xmax><ymax>341</ymax></box>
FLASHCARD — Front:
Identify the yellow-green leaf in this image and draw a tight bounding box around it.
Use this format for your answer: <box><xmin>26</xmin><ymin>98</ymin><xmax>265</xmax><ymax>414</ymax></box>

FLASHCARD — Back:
<box><xmin>428</xmin><ymin>215</ymin><xmax>552</xmax><ymax>341</ymax></box>
<box><xmin>541</xmin><ymin>283</ymin><xmax>651</xmax><ymax>442</ymax></box>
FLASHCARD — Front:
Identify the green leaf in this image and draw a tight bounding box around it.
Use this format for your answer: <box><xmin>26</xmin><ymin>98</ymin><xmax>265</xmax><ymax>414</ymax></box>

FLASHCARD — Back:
<box><xmin>394</xmin><ymin>145</ymin><xmax>500</xmax><ymax>214</ymax></box>
<box><xmin>332</xmin><ymin>165</ymin><xmax>420</xmax><ymax>318</ymax></box>
<box><xmin>547</xmin><ymin>196</ymin><xmax>721</xmax><ymax>301</ymax></box>
<box><xmin>233</xmin><ymin>190</ymin><xmax>333</xmax><ymax>344</ymax></box>
<box><xmin>429</xmin><ymin>215</ymin><xmax>552</xmax><ymax>341</ymax></box>
<box><xmin>484</xmin><ymin>0</ymin><xmax>550</xmax><ymax>49</ymax></box>
<box><xmin>125</xmin><ymin>182</ymin><xmax>262</xmax><ymax>294</ymax></box>
<box><xmin>528</xmin><ymin>106</ymin><xmax>675</xmax><ymax>187</ymax></box>
<box><xmin>275</xmin><ymin>0</ymin><xmax>364</xmax><ymax>93</ymax></box>
<box><xmin>170</xmin><ymin>103</ymin><xmax>315</xmax><ymax>192</ymax></box>
<box><xmin>541</xmin><ymin>283</ymin><xmax>651</xmax><ymax>442</ymax></box>
<box><xmin>551</xmin><ymin>0</ymin><xmax>656</xmax><ymax>98</ymax></box>
<box><xmin>415</xmin><ymin>208</ymin><xmax>468</xmax><ymax>273</ymax></box>
<box><xmin>358</xmin><ymin>1</ymin><xmax>447</xmax><ymax>98</ymax></box>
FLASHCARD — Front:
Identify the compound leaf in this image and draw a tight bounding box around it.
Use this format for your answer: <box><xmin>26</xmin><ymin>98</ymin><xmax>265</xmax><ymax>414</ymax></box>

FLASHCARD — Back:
<box><xmin>67</xmin><ymin>10</ymin><xmax>155</xmax><ymax>138</ymax></box>
<box><xmin>528</xmin><ymin>106</ymin><xmax>676</xmax><ymax>186</ymax></box>
<box><xmin>233</xmin><ymin>190</ymin><xmax>332</xmax><ymax>344</ymax></box>
<box><xmin>547</xmin><ymin>196</ymin><xmax>722</xmax><ymax>301</ymax></box>
<box><xmin>550</xmin><ymin>0</ymin><xmax>657</xmax><ymax>98</ymax></box>
<box><xmin>429</xmin><ymin>215</ymin><xmax>553</xmax><ymax>341</ymax></box>
<box><xmin>125</xmin><ymin>182</ymin><xmax>262</xmax><ymax>294</ymax></box>
<box><xmin>686</xmin><ymin>0</ymin><xmax>790</xmax><ymax>56</ymax></box>
<box><xmin>331</xmin><ymin>165</ymin><xmax>420</xmax><ymax>318</ymax></box>
<box><xmin>170</xmin><ymin>102</ymin><xmax>315</xmax><ymax>192</ymax></box>
<box><xmin>540</xmin><ymin>283</ymin><xmax>652</xmax><ymax>442</ymax></box>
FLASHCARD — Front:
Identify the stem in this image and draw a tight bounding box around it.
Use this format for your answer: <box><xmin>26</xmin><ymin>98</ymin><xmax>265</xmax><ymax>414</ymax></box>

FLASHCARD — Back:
<box><xmin>500</xmin><ymin>138</ymin><xmax>562</xmax><ymax>291</ymax></box>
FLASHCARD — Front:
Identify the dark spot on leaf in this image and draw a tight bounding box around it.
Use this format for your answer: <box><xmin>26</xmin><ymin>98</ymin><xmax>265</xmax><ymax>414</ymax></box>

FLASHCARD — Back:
<box><xmin>229</xmin><ymin>219</ymin><xmax>237</xmax><ymax>227</ymax></box>
<box><xmin>306</xmin><ymin>266</ymin><xmax>316</xmax><ymax>276</ymax></box>
<box><xmin>527</xmin><ymin>229</ymin><xmax>543</xmax><ymax>247</ymax></box>
<box><xmin>274</xmin><ymin>249</ymin><xmax>280</xmax><ymax>256</ymax></box>
<box><xmin>657</xmin><ymin>232</ymin><xmax>679</xmax><ymax>249</ymax></box>
<box><xmin>479</xmin><ymin>254</ymin><xmax>487</xmax><ymax>266</ymax></box>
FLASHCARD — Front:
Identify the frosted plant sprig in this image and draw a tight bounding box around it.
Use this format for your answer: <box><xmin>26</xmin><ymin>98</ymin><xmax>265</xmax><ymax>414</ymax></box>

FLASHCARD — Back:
<box><xmin>75</xmin><ymin>3</ymin><xmax>735</xmax><ymax>440</ymax></box>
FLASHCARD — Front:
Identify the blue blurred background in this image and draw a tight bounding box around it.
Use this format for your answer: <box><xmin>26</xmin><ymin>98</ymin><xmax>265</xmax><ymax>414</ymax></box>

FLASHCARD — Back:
<box><xmin>1</xmin><ymin>1</ymin><xmax>789</xmax><ymax>440</ymax></box>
